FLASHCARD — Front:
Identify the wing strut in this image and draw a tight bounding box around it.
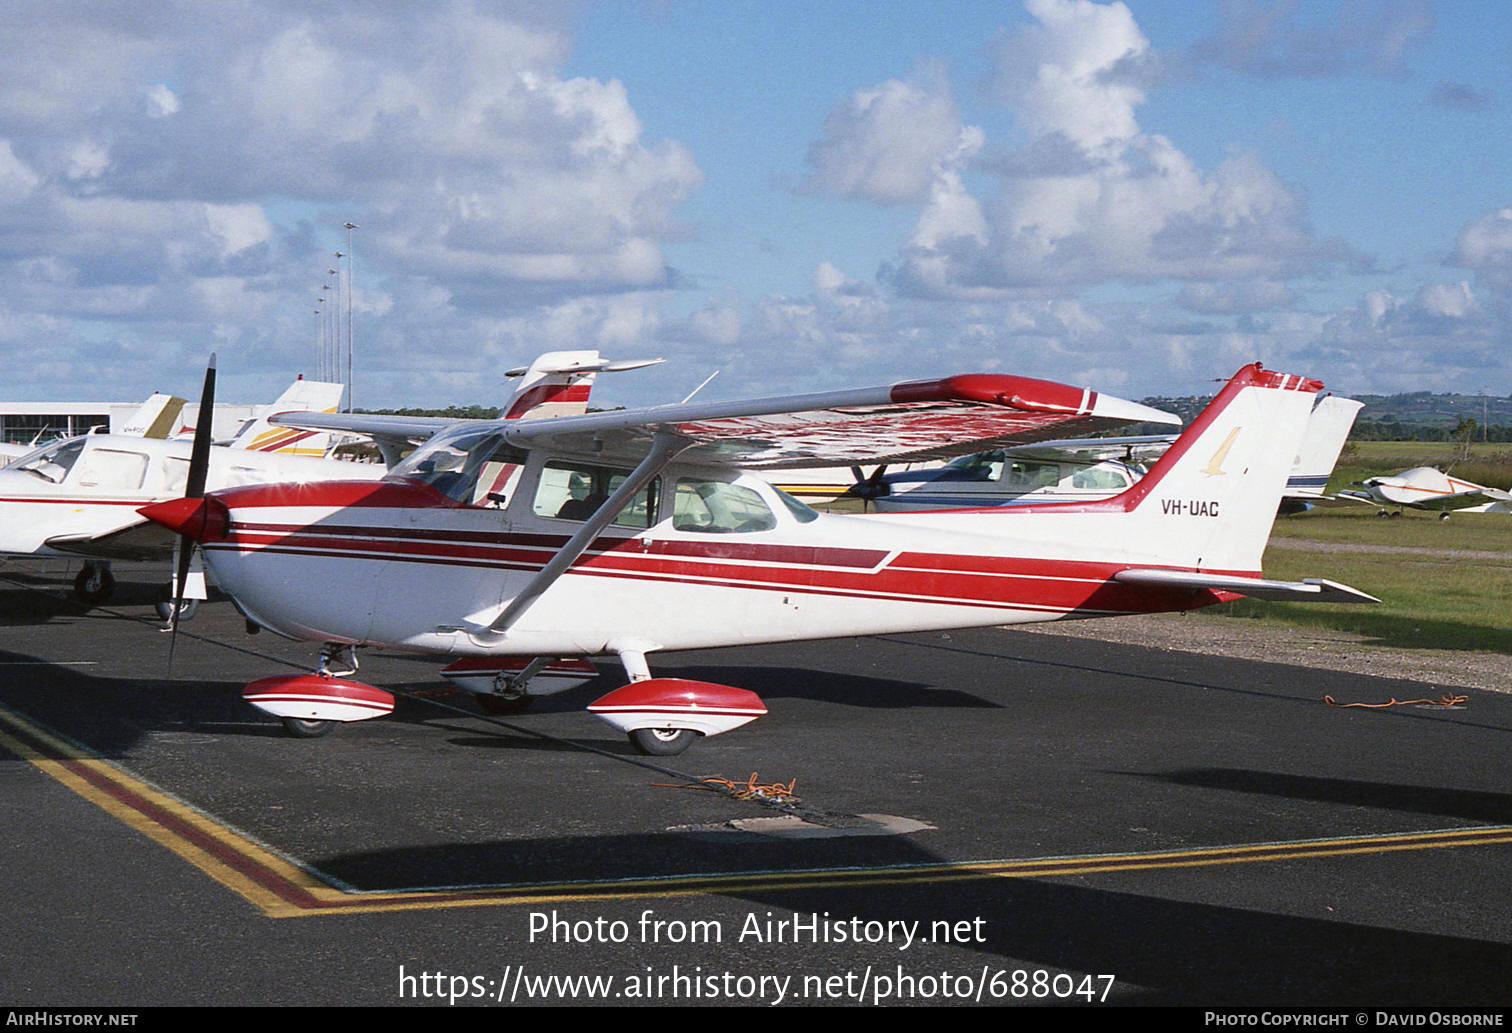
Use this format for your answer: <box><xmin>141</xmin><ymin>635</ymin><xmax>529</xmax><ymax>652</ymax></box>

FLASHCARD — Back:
<box><xmin>469</xmin><ymin>430</ymin><xmax>691</xmax><ymax>646</ymax></box>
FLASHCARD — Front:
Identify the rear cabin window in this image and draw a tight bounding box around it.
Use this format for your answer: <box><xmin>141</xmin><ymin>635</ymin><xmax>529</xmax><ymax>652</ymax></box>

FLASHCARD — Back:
<box><xmin>673</xmin><ymin>478</ymin><xmax>777</xmax><ymax>533</ymax></box>
<box><xmin>72</xmin><ymin>448</ymin><xmax>149</xmax><ymax>490</ymax></box>
<box><xmin>1072</xmin><ymin>466</ymin><xmax>1129</xmax><ymax>490</ymax></box>
<box><xmin>1006</xmin><ymin>461</ymin><xmax>1060</xmax><ymax>489</ymax></box>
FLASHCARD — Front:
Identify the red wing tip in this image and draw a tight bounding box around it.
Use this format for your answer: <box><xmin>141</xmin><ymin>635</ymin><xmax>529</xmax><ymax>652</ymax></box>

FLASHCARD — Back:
<box><xmin>890</xmin><ymin>373</ymin><xmax>1091</xmax><ymax>413</ymax></box>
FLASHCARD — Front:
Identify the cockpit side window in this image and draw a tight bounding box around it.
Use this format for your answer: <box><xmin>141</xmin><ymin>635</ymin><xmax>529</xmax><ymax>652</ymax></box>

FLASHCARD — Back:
<box><xmin>533</xmin><ymin>461</ymin><xmax>659</xmax><ymax>528</ymax></box>
<box><xmin>14</xmin><ymin>438</ymin><xmax>87</xmax><ymax>485</ymax></box>
<box><xmin>947</xmin><ymin>450</ymin><xmax>1005</xmax><ymax>482</ymax></box>
<box><xmin>390</xmin><ymin>429</ymin><xmax>526</xmax><ymax>506</ymax></box>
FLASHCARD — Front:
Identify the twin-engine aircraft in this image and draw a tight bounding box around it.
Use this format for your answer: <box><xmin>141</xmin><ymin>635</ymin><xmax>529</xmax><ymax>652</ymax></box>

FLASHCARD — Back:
<box><xmin>141</xmin><ymin>361</ymin><xmax>1376</xmax><ymax>754</ymax></box>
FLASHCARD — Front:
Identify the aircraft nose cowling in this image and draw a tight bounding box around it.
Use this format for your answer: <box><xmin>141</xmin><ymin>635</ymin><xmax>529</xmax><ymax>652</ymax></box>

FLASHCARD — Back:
<box><xmin>138</xmin><ymin>496</ymin><xmax>231</xmax><ymax>542</ymax></box>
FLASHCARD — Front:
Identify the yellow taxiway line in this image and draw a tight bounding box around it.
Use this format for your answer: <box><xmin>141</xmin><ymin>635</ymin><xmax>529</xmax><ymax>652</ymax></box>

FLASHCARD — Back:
<box><xmin>3</xmin><ymin>702</ymin><xmax>1511</xmax><ymax>919</ymax></box>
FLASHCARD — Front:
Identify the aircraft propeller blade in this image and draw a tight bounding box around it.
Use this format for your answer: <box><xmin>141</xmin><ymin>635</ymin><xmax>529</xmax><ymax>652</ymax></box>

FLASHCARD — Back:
<box><xmin>167</xmin><ymin>354</ymin><xmax>216</xmax><ymax>664</ymax></box>
<box><xmin>846</xmin><ymin>464</ymin><xmax>891</xmax><ymax>507</ymax></box>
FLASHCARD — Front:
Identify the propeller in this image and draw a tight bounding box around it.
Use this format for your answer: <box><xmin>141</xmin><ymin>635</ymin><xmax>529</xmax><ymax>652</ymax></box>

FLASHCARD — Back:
<box><xmin>846</xmin><ymin>464</ymin><xmax>891</xmax><ymax>509</ymax></box>
<box><xmin>165</xmin><ymin>354</ymin><xmax>216</xmax><ymax>664</ymax></box>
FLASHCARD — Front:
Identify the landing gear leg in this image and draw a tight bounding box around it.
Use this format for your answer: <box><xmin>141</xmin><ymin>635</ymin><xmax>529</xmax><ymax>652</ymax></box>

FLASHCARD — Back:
<box><xmin>478</xmin><ymin>658</ymin><xmax>552</xmax><ymax>715</ymax></box>
<box><xmin>317</xmin><ymin>642</ymin><xmax>359</xmax><ymax>678</ymax></box>
<box><xmin>610</xmin><ymin>645</ymin><xmax>703</xmax><ymax>756</ymax></box>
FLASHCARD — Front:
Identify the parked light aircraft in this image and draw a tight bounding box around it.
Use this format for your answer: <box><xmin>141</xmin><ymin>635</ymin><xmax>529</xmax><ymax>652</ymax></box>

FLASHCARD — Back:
<box><xmin>0</xmin><ymin>381</ymin><xmax>379</xmax><ymax>615</ymax></box>
<box><xmin>141</xmin><ymin>362</ymin><xmax>1375</xmax><ymax>754</ymax></box>
<box><xmin>0</xmin><ymin>353</ymin><xmax>655</xmax><ymax>614</ymax></box>
<box><xmin>1339</xmin><ymin>466</ymin><xmax>1512</xmax><ymax>518</ymax></box>
<box><xmin>863</xmin><ymin>395</ymin><xmax>1363</xmax><ymax>515</ymax></box>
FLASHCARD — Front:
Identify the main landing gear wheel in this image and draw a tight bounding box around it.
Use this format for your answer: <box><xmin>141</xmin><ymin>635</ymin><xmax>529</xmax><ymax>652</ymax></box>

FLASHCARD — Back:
<box><xmin>73</xmin><ymin>565</ymin><xmax>116</xmax><ymax>604</ymax></box>
<box><xmin>280</xmin><ymin>717</ymin><xmax>335</xmax><ymax>739</ymax></box>
<box><xmin>629</xmin><ymin>727</ymin><xmax>699</xmax><ymax>756</ymax></box>
<box><xmin>477</xmin><ymin>694</ymin><xmax>532</xmax><ymax>716</ymax></box>
<box><xmin>154</xmin><ymin>587</ymin><xmax>199</xmax><ymax>623</ymax></box>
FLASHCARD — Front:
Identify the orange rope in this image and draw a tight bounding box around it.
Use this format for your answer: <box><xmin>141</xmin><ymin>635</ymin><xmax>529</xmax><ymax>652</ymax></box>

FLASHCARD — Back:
<box><xmin>654</xmin><ymin>772</ymin><xmax>799</xmax><ymax>802</ymax></box>
<box><xmin>1324</xmin><ymin>693</ymin><xmax>1467</xmax><ymax>709</ymax></box>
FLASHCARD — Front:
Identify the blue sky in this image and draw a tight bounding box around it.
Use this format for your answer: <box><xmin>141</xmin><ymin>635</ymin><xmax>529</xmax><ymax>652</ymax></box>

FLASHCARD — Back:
<box><xmin>1</xmin><ymin>0</ymin><xmax>1509</xmax><ymax>412</ymax></box>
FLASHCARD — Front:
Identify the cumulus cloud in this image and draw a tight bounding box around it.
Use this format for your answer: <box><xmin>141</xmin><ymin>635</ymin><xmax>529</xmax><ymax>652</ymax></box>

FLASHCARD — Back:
<box><xmin>1176</xmin><ymin>280</ymin><xmax>1298</xmax><ymax>314</ymax></box>
<box><xmin>982</xmin><ymin>0</ymin><xmax>1150</xmax><ymax>151</ymax></box>
<box><xmin>803</xmin><ymin>61</ymin><xmax>978</xmax><ymax>205</ymax></box>
<box><xmin>885</xmin><ymin>0</ymin><xmax>1356</xmax><ymax>299</ymax></box>
<box><xmin>1451</xmin><ymin>207</ymin><xmax>1512</xmax><ymax>288</ymax></box>
<box><xmin>1193</xmin><ymin>0</ymin><xmax>1433</xmax><ymax>79</ymax></box>
<box><xmin>0</xmin><ymin>2</ymin><xmax>703</xmax><ymax>395</ymax></box>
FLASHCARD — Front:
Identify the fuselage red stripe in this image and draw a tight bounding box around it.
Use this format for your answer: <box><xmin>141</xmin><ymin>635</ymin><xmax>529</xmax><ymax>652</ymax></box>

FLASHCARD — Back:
<box><xmin>205</xmin><ymin>532</ymin><xmax>1231</xmax><ymax>616</ymax></box>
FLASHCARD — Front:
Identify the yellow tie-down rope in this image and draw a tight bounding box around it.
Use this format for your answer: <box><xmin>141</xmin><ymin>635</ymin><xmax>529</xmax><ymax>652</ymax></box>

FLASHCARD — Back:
<box><xmin>655</xmin><ymin>772</ymin><xmax>799</xmax><ymax>803</ymax></box>
<box><xmin>1324</xmin><ymin>693</ymin><xmax>1467</xmax><ymax>709</ymax></box>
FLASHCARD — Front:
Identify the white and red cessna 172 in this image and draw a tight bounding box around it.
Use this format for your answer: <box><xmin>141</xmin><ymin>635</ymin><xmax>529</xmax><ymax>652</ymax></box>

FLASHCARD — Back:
<box><xmin>140</xmin><ymin>362</ymin><xmax>1376</xmax><ymax>754</ymax></box>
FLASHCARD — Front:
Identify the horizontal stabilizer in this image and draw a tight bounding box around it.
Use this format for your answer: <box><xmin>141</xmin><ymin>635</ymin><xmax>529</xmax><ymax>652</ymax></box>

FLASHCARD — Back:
<box><xmin>1114</xmin><ymin>568</ymin><xmax>1380</xmax><ymax>604</ymax></box>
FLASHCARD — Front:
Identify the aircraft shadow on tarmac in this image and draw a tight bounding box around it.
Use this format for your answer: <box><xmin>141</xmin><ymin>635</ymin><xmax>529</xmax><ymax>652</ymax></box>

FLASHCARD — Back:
<box><xmin>0</xmin><ymin>573</ymin><xmax>216</xmax><ymax>626</ymax></box>
<box><xmin>0</xmin><ymin>642</ymin><xmax>991</xmax><ymax>760</ymax></box>
<box><xmin>1143</xmin><ymin>767</ymin><xmax>1512</xmax><ymax>826</ymax></box>
<box><xmin>5</xmin><ymin>633</ymin><xmax>1512</xmax><ymax>1006</ymax></box>
<box><xmin>312</xmin><ymin>832</ymin><xmax>1512</xmax><ymax>1007</ymax></box>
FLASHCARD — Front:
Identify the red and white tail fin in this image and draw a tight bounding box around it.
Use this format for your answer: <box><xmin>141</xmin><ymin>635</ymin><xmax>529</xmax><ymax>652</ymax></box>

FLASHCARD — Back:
<box><xmin>503</xmin><ymin>351</ymin><xmax>663</xmax><ymax>421</ymax></box>
<box><xmin>230</xmin><ymin>377</ymin><xmax>346</xmax><ymax>454</ymax></box>
<box><xmin>1112</xmin><ymin>364</ymin><xmax>1322</xmax><ymax>575</ymax></box>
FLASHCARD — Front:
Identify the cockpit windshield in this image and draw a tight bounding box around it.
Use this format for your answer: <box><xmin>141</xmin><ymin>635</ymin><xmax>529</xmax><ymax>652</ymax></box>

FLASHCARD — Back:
<box><xmin>11</xmin><ymin>437</ymin><xmax>87</xmax><ymax>485</ymax></box>
<box><xmin>388</xmin><ymin>426</ymin><xmax>526</xmax><ymax>506</ymax></box>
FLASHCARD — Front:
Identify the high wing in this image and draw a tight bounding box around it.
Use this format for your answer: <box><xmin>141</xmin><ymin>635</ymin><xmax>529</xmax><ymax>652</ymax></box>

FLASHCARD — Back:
<box><xmin>492</xmin><ymin>373</ymin><xmax>1178</xmax><ymax>469</ymax></box>
<box><xmin>272</xmin><ymin>374</ymin><xmax>1177</xmax><ymax>471</ymax></box>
